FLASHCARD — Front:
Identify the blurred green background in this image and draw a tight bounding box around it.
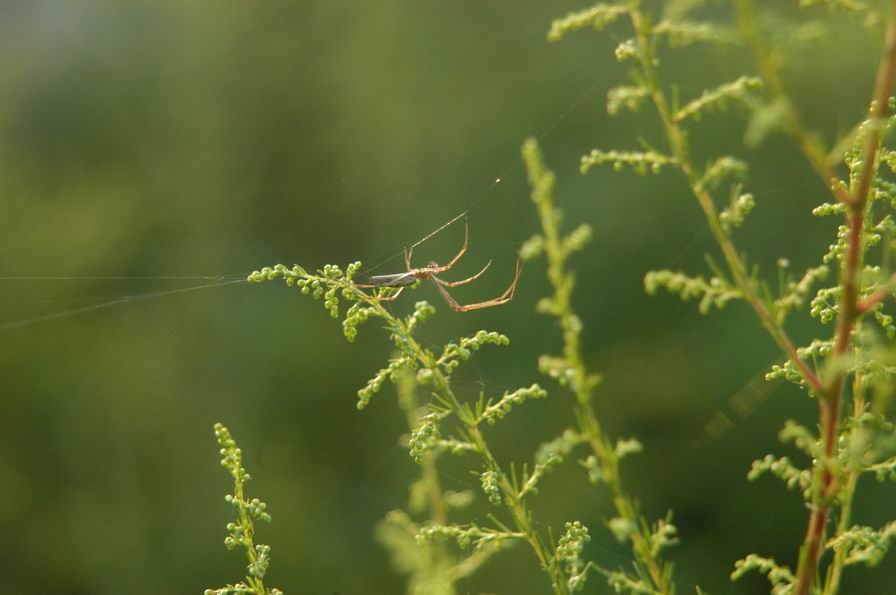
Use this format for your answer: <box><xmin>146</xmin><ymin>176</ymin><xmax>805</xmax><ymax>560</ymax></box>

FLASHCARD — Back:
<box><xmin>1</xmin><ymin>1</ymin><xmax>894</xmax><ymax>593</ymax></box>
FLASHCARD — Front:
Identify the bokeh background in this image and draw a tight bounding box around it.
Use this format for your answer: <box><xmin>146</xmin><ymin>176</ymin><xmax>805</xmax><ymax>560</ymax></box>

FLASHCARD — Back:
<box><xmin>1</xmin><ymin>1</ymin><xmax>894</xmax><ymax>593</ymax></box>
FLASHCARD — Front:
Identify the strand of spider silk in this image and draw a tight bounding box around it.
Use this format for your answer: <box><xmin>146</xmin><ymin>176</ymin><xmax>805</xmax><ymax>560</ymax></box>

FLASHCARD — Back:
<box><xmin>359</xmin><ymin>187</ymin><xmax>797</xmax><ymax>284</ymax></box>
<box><xmin>362</xmin><ymin>162</ymin><xmax>815</xmax><ymax>280</ymax></box>
<box><xmin>387</xmin><ymin>173</ymin><xmax>820</xmax><ymax>275</ymax></box>
<box><xmin>357</xmin><ymin>162</ymin><xmax>517</xmax><ymax>278</ymax></box>
<box><xmin>390</xmin><ymin>177</ymin><xmax>819</xmax><ymax>265</ymax></box>
<box><xmin>359</xmin><ymin>64</ymin><xmax>617</xmax><ymax>277</ymax></box>
<box><xmin>362</xmin><ymin>172</ymin><xmax>817</xmax><ymax>273</ymax></box>
<box><xmin>389</xmin><ymin>185</ymin><xmax>771</xmax><ymax>252</ymax></box>
<box><xmin>0</xmin><ymin>278</ymin><xmax>244</xmax><ymax>332</ymax></box>
<box><xmin>1</xmin><ymin>172</ymin><xmax>810</xmax><ymax>290</ymax></box>
<box><xmin>0</xmin><ymin>274</ymin><xmax>245</xmax><ymax>281</ymax></box>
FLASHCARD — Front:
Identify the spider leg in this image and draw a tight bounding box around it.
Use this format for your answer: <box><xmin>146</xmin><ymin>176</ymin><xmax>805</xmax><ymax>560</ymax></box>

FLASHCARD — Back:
<box><xmin>434</xmin><ymin>259</ymin><xmax>491</xmax><ymax>287</ymax></box>
<box><xmin>352</xmin><ymin>284</ymin><xmax>406</xmax><ymax>301</ymax></box>
<box><xmin>429</xmin><ymin>216</ymin><xmax>469</xmax><ymax>274</ymax></box>
<box><xmin>370</xmin><ymin>286</ymin><xmax>405</xmax><ymax>302</ymax></box>
<box><xmin>430</xmin><ymin>255</ymin><xmax>521</xmax><ymax>312</ymax></box>
<box><xmin>431</xmin><ymin>280</ymin><xmax>464</xmax><ymax>310</ymax></box>
<box><xmin>496</xmin><ymin>255</ymin><xmax>522</xmax><ymax>300</ymax></box>
<box><xmin>404</xmin><ymin>246</ymin><xmax>413</xmax><ymax>270</ymax></box>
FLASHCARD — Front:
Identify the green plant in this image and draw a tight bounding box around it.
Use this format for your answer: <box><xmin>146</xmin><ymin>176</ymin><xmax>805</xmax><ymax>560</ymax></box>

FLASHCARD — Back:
<box><xmin>521</xmin><ymin>138</ymin><xmax>677</xmax><ymax>593</ymax></box>
<box><xmin>214</xmin><ymin>2</ymin><xmax>896</xmax><ymax>594</ymax></box>
<box><xmin>241</xmin><ymin>264</ymin><xmax>580</xmax><ymax>592</ymax></box>
<box><xmin>551</xmin><ymin>0</ymin><xmax>896</xmax><ymax>593</ymax></box>
<box><xmin>207</xmin><ymin>423</ymin><xmax>282</xmax><ymax>595</ymax></box>
<box><xmin>375</xmin><ymin>366</ymin><xmax>492</xmax><ymax>595</ymax></box>
<box><xmin>241</xmin><ymin>135</ymin><xmax>680</xmax><ymax>593</ymax></box>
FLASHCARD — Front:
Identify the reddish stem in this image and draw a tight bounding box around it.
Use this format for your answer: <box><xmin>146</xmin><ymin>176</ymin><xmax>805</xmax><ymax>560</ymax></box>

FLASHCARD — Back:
<box><xmin>793</xmin><ymin>8</ymin><xmax>896</xmax><ymax>594</ymax></box>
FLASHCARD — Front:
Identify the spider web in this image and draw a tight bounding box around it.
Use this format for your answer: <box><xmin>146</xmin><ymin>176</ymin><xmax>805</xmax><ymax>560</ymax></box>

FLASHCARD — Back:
<box><xmin>0</xmin><ymin>47</ymin><xmax>817</xmax><ymax>337</ymax></box>
<box><xmin>0</xmin><ymin>62</ymin><xmax>618</xmax><ymax>333</ymax></box>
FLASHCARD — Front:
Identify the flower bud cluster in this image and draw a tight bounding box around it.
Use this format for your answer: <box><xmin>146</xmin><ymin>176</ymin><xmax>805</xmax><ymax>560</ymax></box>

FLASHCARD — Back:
<box><xmin>547</xmin><ymin>4</ymin><xmax>627</xmax><ymax>42</ymax></box>
<box><xmin>719</xmin><ymin>190</ymin><xmax>755</xmax><ymax>232</ymax></box>
<box><xmin>607</xmin><ymin>85</ymin><xmax>648</xmax><ymax>115</ymax></box>
<box><xmin>409</xmin><ymin>413</ymin><xmax>441</xmax><ymax>463</ymax></box>
<box><xmin>644</xmin><ymin>269</ymin><xmax>740</xmax><ymax>314</ymax></box>
<box><xmin>480</xmin><ymin>470</ymin><xmax>501</xmax><ymax>505</ymax></box>
<box><xmin>478</xmin><ymin>384</ymin><xmax>547</xmax><ymax>426</ymax></box>
<box><xmin>555</xmin><ymin>521</ymin><xmax>591</xmax><ymax>574</ymax></box>
<box><xmin>697</xmin><ymin>156</ymin><xmax>747</xmax><ymax>191</ymax></box>
<box><xmin>439</xmin><ymin>331</ymin><xmax>509</xmax><ymax>374</ymax></box>
<box><xmin>674</xmin><ymin>76</ymin><xmax>763</xmax><ymax>123</ymax></box>
<box><xmin>580</xmin><ymin>148</ymin><xmax>676</xmax><ymax>175</ymax></box>
<box><xmin>357</xmin><ymin>356</ymin><xmax>415</xmax><ymax>410</ymax></box>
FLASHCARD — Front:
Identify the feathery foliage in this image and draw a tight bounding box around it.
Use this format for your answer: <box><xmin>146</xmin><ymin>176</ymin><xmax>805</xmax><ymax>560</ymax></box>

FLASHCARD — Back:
<box><xmin>207</xmin><ymin>424</ymin><xmax>281</xmax><ymax>595</ymax></box>
<box><xmin>243</xmin><ymin>245</ymin><xmax>602</xmax><ymax>593</ymax></box>
<box><xmin>551</xmin><ymin>0</ymin><xmax>896</xmax><ymax>593</ymax></box>
<box><xmin>213</xmin><ymin>1</ymin><xmax>896</xmax><ymax>593</ymax></box>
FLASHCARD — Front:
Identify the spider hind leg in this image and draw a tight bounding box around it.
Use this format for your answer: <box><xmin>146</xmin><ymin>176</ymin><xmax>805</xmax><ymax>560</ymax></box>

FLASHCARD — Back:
<box><xmin>431</xmin><ymin>255</ymin><xmax>521</xmax><ymax>312</ymax></box>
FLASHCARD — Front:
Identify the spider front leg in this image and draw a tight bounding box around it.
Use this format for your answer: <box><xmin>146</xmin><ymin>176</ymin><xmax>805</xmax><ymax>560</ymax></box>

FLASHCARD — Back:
<box><xmin>428</xmin><ymin>217</ymin><xmax>469</xmax><ymax>274</ymax></box>
<box><xmin>375</xmin><ymin>286</ymin><xmax>405</xmax><ymax>302</ymax></box>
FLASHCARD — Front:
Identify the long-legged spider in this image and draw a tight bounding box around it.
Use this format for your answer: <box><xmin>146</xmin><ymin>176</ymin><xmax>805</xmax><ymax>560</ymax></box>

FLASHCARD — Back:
<box><xmin>355</xmin><ymin>219</ymin><xmax>521</xmax><ymax>312</ymax></box>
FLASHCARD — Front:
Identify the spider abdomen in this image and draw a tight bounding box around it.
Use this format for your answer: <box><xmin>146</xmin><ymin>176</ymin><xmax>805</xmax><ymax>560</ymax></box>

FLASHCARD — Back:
<box><xmin>366</xmin><ymin>272</ymin><xmax>420</xmax><ymax>287</ymax></box>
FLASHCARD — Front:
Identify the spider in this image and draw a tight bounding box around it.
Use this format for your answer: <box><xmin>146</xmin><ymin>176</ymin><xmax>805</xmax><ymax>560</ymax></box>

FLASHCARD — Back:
<box><xmin>355</xmin><ymin>219</ymin><xmax>521</xmax><ymax>312</ymax></box>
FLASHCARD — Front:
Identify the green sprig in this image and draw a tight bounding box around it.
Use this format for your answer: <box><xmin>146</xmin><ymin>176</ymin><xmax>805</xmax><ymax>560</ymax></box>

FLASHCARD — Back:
<box><xmin>607</xmin><ymin>85</ymin><xmax>649</xmax><ymax>115</ymax></box>
<box><xmin>644</xmin><ymin>269</ymin><xmax>741</xmax><ymax>313</ymax></box>
<box><xmin>555</xmin><ymin>521</ymin><xmax>591</xmax><ymax>577</ymax></box>
<box><xmin>547</xmin><ymin>3</ymin><xmax>628</xmax><ymax>42</ymax></box>
<box><xmin>826</xmin><ymin>521</ymin><xmax>896</xmax><ymax>566</ymax></box>
<box><xmin>417</xmin><ymin>523</ymin><xmax>524</xmax><ymax>550</ymax></box>
<box><xmin>674</xmin><ymin>76</ymin><xmax>763</xmax><ymax>123</ymax></box>
<box><xmin>654</xmin><ymin>19</ymin><xmax>737</xmax><ymax>47</ymax></box>
<box><xmin>731</xmin><ymin>554</ymin><xmax>795</xmax><ymax>593</ymax></box>
<box><xmin>580</xmin><ymin>148</ymin><xmax>677</xmax><ymax>175</ymax></box>
<box><xmin>207</xmin><ymin>424</ymin><xmax>281</xmax><ymax>595</ymax></box>
<box><xmin>476</xmin><ymin>384</ymin><xmax>548</xmax><ymax>426</ymax></box>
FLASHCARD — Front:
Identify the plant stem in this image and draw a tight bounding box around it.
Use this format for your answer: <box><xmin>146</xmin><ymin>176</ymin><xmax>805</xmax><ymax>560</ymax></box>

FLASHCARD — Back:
<box><xmin>468</xmin><ymin>423</ymin><xmax>564</xmax><ymax>588</ymax></box>
<box><xmin>398</xmin><ymin>370</ymin><xmax>448</xmax><ymax>524</ymax></box>
<box><xmin>734</xmin><ymin>0</ymin><xmax>853</xmax><ymax>207</ymax></box>
<box><xmin>794</xmin><ymin>8</ymin><xmax>896</xmax><ymax>593</ymax></box>
<box><xmin>625</xmin><ymin>3</ymin><xmax>895</xmax><ymax>588</ymax></box>
<box><xmin>425</xmin><ymin>351</ymin><xmax>568</xmax><ymax>594</ymax></box>
<box><xmin>822</xmin><ymin>369</ymin><xmax>865</xmax><ymax>595</ymax></box>
<box><xmin>732</xmin><ymin>1</ymin><xmax>896</xmax><ymax>591</ymax></box>
<box><xmin>857</xmin><ymin>272</ymin><xmax>896</xmax><ymax>314</ymax></box>
<box><xmin>625</xmin><ymin>1</ymin><xmax>824</xmax><ymax>394</ymax></box>
<box><xmin>233</xmin><ymin>469</ymin><xmax>265</xmax><ymax>594</ymax></box>
<box><xmin>360</xmin><ymin>296</ymin><xmax>569</xmax><ymax>593</ymax></box>
<box><xmin>529</xmin><ymin>145</ymin><xmax>673</xmax><ymax>592</ymax></box>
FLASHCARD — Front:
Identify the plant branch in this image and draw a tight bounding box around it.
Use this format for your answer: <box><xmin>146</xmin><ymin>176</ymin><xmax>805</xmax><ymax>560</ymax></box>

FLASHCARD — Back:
<box><xmin>355</xmin><ymin>293</ymin><xmax>568</xmax><ymax>592</ymax></box>
<box><xmin>793</xmin><ymin>7</ymin><xmax>896</xmax><ymax>593</ymax></box>
<box><xmin>524</xmin><ymin>137</ymin><xmax>674</xmax><ymax>594</ymax></box>
<box><xmin>626</xmin><ymin>1</ymin><xmax>824</xmax><ymax>395</ymax></box>
<box><xmin>422</xmin><ymin>352</ymin><xmax>566</xmax><ymax>593</ymax></box>
<box><xmin>250</xmin><ymin>264</ymin><xmax>573</xmax><ymax>593</ymax></box>
<box><xmin>396</xmin><ymin>369</ymin><xmax>448</xmax><ymax>525</ymax></box>
<box><xmin>857</xmin><ymin>271</ymin><xmax>896</xmax><ymax>314</ymax></box>
<box><xmin>822</xmin><ymin>369</ymin><xmax>865</xmax><ymax>595</ymax></box>
<box><xmin>735</xmin><ymin>0</ymin><xmax>854</xmax><ymax>207</ymax></box>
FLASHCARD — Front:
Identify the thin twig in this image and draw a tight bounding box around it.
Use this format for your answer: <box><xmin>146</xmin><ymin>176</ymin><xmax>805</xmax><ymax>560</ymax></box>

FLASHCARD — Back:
<box><xmin>627</xmin><ymin>1</ymin><xmax>824</xmax><ymax>394</ymax></box>
<box><xmin>735</xmin><ymin>0</ymin><xmax>853</xmax><ymax>207</ymax></box>
<box><xmin>856</xmin><ymin>271</ymin><xmax>896</xmax><ymax>314</ymax></box>
<box><xmin>793</xmin><ymin>6</ymin><xmax>896</xmax><ymax>594</ymax></box>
